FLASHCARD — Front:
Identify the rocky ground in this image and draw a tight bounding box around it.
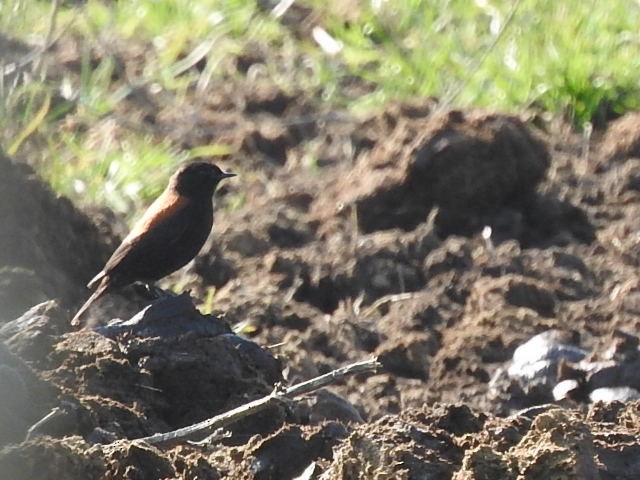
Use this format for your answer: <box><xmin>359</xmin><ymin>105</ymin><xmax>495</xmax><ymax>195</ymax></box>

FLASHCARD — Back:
<box><xmin>2</xmin><ymin>36</ymin><xmax>640</xmax><ymax>479</ymax></box>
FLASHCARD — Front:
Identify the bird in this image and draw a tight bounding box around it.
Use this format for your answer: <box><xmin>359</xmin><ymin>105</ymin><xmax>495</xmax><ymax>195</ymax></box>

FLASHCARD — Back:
<box><xmin>71</xmin><ymin>162</ymin><xmax>235</xmax><ymax>326</ymax></box>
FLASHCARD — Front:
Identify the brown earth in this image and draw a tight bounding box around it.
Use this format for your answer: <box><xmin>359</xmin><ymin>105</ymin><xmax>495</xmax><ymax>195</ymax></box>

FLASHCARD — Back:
<box><xmin>2</xmin><ymin>35</ymin><xmax>640</xmax><ymax>479</ymax></box>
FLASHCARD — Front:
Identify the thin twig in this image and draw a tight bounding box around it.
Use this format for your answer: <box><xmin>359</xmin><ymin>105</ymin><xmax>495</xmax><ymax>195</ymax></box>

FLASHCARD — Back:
<box><xmin>360</xmin><ymin>292</ymin><xmax>419</xmax><ymax>318</ymax></box>
<box><xmin>137</xmin><ymin>357</ymin><xmax>381</xmax><ymax>446</ymax></box>
<box><xmin>33</xmin><ymin>0</ymin><xmax>61</xmax><ymax>73</ymax></box>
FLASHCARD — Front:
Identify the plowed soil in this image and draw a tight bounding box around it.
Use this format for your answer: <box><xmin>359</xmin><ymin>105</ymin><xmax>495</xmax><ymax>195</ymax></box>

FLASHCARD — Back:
<box><xmin>1</xmin><ymin>36</ymin><xmax>640</xmax><ymax>479</ymax></box>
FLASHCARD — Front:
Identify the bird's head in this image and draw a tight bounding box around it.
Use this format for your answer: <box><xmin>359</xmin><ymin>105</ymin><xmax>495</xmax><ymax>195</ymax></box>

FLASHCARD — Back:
<box><xmin>171</xmin><ymin>162</ymin><xmax>236</xmax><ymax>198</ymax></box>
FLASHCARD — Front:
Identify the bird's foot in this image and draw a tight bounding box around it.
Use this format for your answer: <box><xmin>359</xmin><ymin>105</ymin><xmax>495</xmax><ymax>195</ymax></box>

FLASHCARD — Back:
<box><xmin>134</xmin><ymin>283</ymin><xmax>176</xmax><ymax>300</ymax></box>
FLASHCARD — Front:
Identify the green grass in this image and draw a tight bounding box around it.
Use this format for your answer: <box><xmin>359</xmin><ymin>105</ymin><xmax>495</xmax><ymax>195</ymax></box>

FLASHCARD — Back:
<box><xmin>319</xmin><ymin>0</ymin><xmax>640</xmax><ymax>122</ymax></box>
<box><xmin>1</xmin><ymin>0</ymin><xmax>640</xmax><ymax>212</ymax></box>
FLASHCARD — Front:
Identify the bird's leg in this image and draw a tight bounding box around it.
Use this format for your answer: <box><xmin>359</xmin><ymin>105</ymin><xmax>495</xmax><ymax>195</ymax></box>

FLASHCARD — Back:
<box><xmin>147</xmin><ymin>283</ymin><xmax>176</xmax><ymax>299</ymax></box>
<box><xmin>133</xmin><ymin>283</ymin><xmax>175</xmax><ymax>299</ymax></box>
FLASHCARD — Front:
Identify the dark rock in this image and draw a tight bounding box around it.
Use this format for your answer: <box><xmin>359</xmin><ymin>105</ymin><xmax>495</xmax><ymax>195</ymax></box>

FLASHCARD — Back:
<box><xmin>1</xmin><ymin>301</ymin><xmax>68</xmax><ymax>365</ymax></box>
<box><xmin>95</xmin><ymin>293</ymin><xmax>231</xmax><ymax>340</ymax></box>
<box><xmin>589</xmin><ymin>387</ymin><xmax>640</xmax><ymax>403</ymax></box>
<box><xmin>0</xmin><ymin>343</ymin><xmax>55</xmax><ymax>446</ymax></box>
<box><xmin>307</xmin><ymin>389</ymin><xmax>364</xmax><ymax>424</ymax></box>
<box><xmin>249</xmin><ymin>426</ymin><xmax>313</xmax><ymax>480</ymax></box>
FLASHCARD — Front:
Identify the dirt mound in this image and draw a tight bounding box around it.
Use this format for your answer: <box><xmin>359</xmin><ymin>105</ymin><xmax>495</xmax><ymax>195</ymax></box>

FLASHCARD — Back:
<box><xmin>2</xmin><ymin>400</ymin><xmax>638</xmax><ymax>479</ymax></box>
<box><xmin>600</xmin><ymin>112</ymin><xmax>640</xmax><ymax>161</ymax></box>
<box><xmin>314</xmin><ymin>109</ymin><xmax>552</xmax><ymax>239</ymax></box>
<box><xmin>0</xmin><ymin>152</ymin><xmax>113</xmax><ymax>320</ymax></box>
<box><xmin>1</xmin><ymin>295</ymin><xmax>283</xmax><ymax>446</ymax></box>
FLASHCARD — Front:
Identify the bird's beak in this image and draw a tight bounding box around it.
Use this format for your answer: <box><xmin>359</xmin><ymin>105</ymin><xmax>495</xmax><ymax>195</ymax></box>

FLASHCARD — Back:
<box><xmin>220</xmin><ymin>171</ymin><xmax>236</xmax><ymax>179</ymax></box>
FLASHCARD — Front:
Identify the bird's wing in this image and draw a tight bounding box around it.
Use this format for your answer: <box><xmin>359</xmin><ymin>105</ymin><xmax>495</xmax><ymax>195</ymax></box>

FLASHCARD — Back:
<box><xmin>125</xmin><ymin>189</ymin><xmax>190</xmax><ymax>244</ymax></box>
<box><xmin>101</xmin><ymin>189</ymin><xmax>195</xmax><ymax>279</ymax></box>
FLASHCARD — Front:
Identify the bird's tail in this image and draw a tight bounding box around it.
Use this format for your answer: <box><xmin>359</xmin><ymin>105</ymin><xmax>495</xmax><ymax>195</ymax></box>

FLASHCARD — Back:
<box><xmin>70</xmin><ymin>279</ymin><xmax>109</xmax><ymax>327</ymax></box>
